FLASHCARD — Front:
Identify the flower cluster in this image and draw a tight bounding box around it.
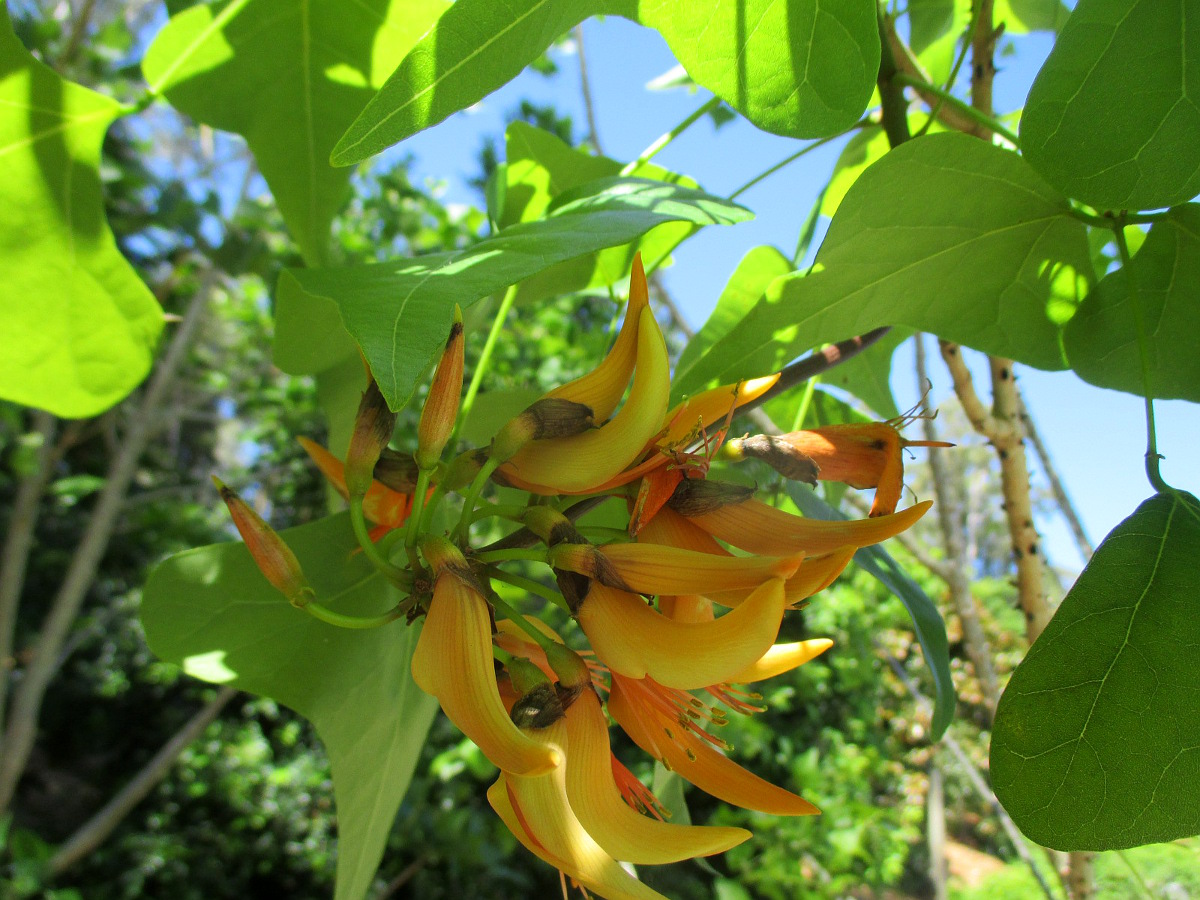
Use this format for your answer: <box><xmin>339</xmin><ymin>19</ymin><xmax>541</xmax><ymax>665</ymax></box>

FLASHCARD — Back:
<box><xmin>216</xmin><ymin>256</ymin><xmax>938</xmax><ymax>898</ymax></box>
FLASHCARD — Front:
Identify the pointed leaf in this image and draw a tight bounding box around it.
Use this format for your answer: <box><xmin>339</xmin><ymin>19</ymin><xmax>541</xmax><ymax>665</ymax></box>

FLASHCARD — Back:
<box><xmin>286</xmin><ymin>177</ymin><xmax>751</xmax><ymax>410</ymax></box>
<box><xmin>142</xmin><ymin>513</ymin><xmax>439</xmax><ymax>900</ymax></box>
<box><xmin>677</xmin><ymin>133</ymin><xmax>1093</xmax><ymax>392</ymax></box>
<box><xmin>332</xmin><ymin>0</ymin><xmax>879</xmax><ymax>164</ymax></box>
<box><xmin>991</xmin><ymin>492</ymin><xmax>1200</xmax><ymax>850</ymax></box>
<box><xmin>1020</xmin><ymin>0</ymin><xmax>1200</xmax><ymax>211</ymax></box>
<box><xmin>1064</xmin><ymin>205</ymin><xmax>1200</xmax><ymax>401</ymax></box>
<box><xmin>143</xmin><ymin>0</ymin><xmax>448</xmax><ymax>264</ymax></box>
<box><xmin>786</xmin><ymin>483</ymin><xmax>955</xmax><ymax>738</ymax></box>
<box><xmin>0</xmin><ymin>9</ymin><xmax>161</xmax><ymax>416</ymax></box>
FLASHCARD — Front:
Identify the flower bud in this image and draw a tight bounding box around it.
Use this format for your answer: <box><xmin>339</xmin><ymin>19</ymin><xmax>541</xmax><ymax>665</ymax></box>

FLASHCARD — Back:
<box><xmin>667</xmin><ymin>478</ymin><xmax>756</xmax><ymax>516</ymax></box>
<box><xmin>489</xmin><ymin>398</ymin><xmax>595</xmax><ymax>463</ymax></box>
<box><xmin>373</xmin><ymin>447</ymin><xmax>420</xmax><ymax>493</ymax></box>
<box><xmin>212</xmin><ymin>476</ymin><xmax>312</xmax><ymax>607</ymax></box>
<box><xmin>507</xmin><ymin>656</ymin><xmax>554</xmax><ymax>696</ymax></box>
<box><xmin>417</xmin><ymin>307</ymin><xmax>465</xmax><ymax>470</ymax></box>
<box><xmin>510</xmin><ymin>681</ymin><xmax>566</xmax><ymax>731</ymax></box>
<box><xmin>346</xmin><ymin>377</ymin><xmax>396</xmax><ymax>498</ymax></box>
<box><xmin>522</xmin><ymin>506</ymin><xmax>587</xmax><ymax>547</ymax></box>
<box><xmin>442</xmin><ymin>448</ymin><xmax>488</xmax><ymax>491</ymax></box>
<box><xmin>724</xmin><ymin>434</ymin><xmax>819</xmax><ymax>485</ymax></box>
<box><xmin>543</xmin><ymin>642</ymin><xmax>591</xmax><ymax>700</ymax></box>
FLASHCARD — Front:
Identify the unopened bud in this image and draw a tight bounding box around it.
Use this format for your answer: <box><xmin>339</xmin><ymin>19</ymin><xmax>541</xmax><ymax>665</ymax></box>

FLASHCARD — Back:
<box><xmin>507</xmin><ymin>656</ymin><xmax>553</xmax><ymax>695</ymax></box>
<box><xmin>346</xmin><ymin>378</ymin><xmax>396</xmax><ymax>498</ymax></box>
<box><xmin>547</xmin><ymin>544</ymin><xmax>632</xmax><ymax>595</ymax></box>
<box><xmin>522</xmin><ymin>506</ymin><xmax>587</xmax><ymax>547</ymax></box>
<box><xmin>543</xmin><ymin>643</ymin><xmax>590</xmax><ymax>698</ymax></box>
<box><xmin>213</xmin><ymin>476</ymin><xmax>311</xmax><ymax>607</ymax></box>
<box><xmin>667</xmin><ymin>478</ymin><xmax>756</xmax><ymax>516</ymax></box>
<box><xmin>419</xmin><ymin>534</ymin><xmax>468</xmax><ymax>575</ymax></box>
<box><xmin>725</xmin><ymin>434</ymin><xmax>819</xmax><ymax>485</ymax></box>
<box><xmin>417</xmin><ymin>308</ymin><xmax>465</xmax><ymax>470</ymax></box>
<box><xmin>373</xmin><ymin>448</ymin><xmax>420</xmax><ymax>493</ymax></box>
<box><xmin>489</xmin><ymin>398</ymin><xmax>595</xmax><ymax>463</ymax></box>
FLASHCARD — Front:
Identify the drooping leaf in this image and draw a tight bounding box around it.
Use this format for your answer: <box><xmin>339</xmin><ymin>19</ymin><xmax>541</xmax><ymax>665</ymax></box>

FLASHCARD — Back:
<box><xmin>677</xmin><ymin>133</ymin><xmax>1093</xmax><ymax>392</ymax></box>
<box><xmin>1064</xmin><ymin>205</ymin><xmax>1200</xmax><ymax>402</ymax></box>
<box><xmin>286</xmin><ymin>177</ymin><xmax>752</xmax><ymax>410</ymax></box>
<box><xmin>0</xmin><ymin>9</ymin><xmax>161</xmax><ymax>417</ymax></box>
<box><xmin>1020</xmin><ymin>0</ymin><xmax>1200</xmax><ymax>212</ymax></box>
<box><xmin>787</xmin><ymin>483</ymin><xmax>955</xmax><ymax>738</ymax></box>
<box><xmin>825</xmin><ymin>328</ymin><xmax>912</xmax><ymax>420</ymax></box>
<box><xmin>142</xmin><ymin>513</ymin><xmax>439</xmax><ymax>900</ymax></box>
<box><xmin>143</xmin><ymin>0</ymin><xmax>448</xmax><ymax>265</ymax></box>
<box><xmin>673</xmin><ymin>245</ymin><xmax>794</xmax><ymax>400</ymax></box>
<box><xmin>991</xmin><ymin>492</ymin><xmax>1200</xmax><ymax>850</ymax></box>
<box><xmin>331</xmin><ymin>0</ymin><xmax>880</xmax><ymax>164</ymax></box>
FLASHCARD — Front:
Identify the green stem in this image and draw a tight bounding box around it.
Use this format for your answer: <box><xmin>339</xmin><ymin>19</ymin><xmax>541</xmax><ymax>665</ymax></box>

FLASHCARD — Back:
<box><xmin>789</xmin><ymin>376</ymin><xmax>820</xmax><ymax>432</ymax></box>
<box><xmin>473</xmin><ymin>547</ymin><xmax>548</xmax><ymax>565</ymax></box>
<box><xmin>420</xmin><ymin>482</ymin><xmax>448</xmax><ymax>535</ymax></box>
<box><xmin>349</xmin><ymin>498</ymin><xmax>413</xmax><ymax>589</ymax></box>
<box><xmin>730</xmin><ymin>125</ymin><xmax>868</xmax><ymax>200</ymax></box>
<box><xmin>893</xmin><ymin>73</ymin><xmax>1020</xmax><ymax>146</ymax></box>
<box><xmin>455</xmin><ymin>284</ymin><xmax>519</xmax><ymax>446</ymax></box>
<box><xmin>1114</xmin><ymin>221</ymin><xmax>1171</xmax><ymax>494</ymax></box>
<box><xmin>452</xmin><ymin>457</ymin><xmax>501</xmax><ymax>543</ymax></box>
<box><xmin>493</xmin><ymin>644</ymin><xmax>515</xmax><ymax>666</ymax></box>
<box><xmin>486</xmin><ymin>567</ymin><xmax>569</xmax><ymax>612</ymax></box>
<box><xmin>488</xmin><ymin>592</ymin><xmax>555</xmax><ymax>650</ymax></box>
<box><xmin>404</xmin><ymin>468</ymin><xmax>433</xmax><ymax>556</ymax></box>
<box><xmin>620</xmin><ymin>96</ymin><xmax>722</xmax><ymax>176</ymax></box>
<box><xmin>302</xmin><ymin>601</ymin><xmax>402</xmax><ymax>630</ymax></box>
<box><xmin>471</xmin><ymin>502</ymin><xmax>532</xmax><ymax>524</ymax></box>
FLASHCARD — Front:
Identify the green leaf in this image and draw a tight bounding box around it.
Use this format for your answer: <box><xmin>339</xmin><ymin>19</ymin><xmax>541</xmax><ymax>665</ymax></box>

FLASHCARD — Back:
<box><xmin>332</xmin><ymin>0</ymin><xmax>880</xmax><ymax>164</ymax></box>
<box><xmin>672</xmin><ymin>245</ymin><xmax>795</xmax><ymax>400</ymax></box>
<box><xmin>1064</xmin><ymin>205</ymin><xmax>1200</xmax><ymax>402</ymax></box>
<box><xmin>143</xmin><ymin>0</ymin><xmax>448</xmax><ymax>265</ymax></box>
<box><xmin>679</xmin><ymin>133</ymin><xmax>1093</xmax><ymax>391</ymax></box>
<box><xmin>786</xmin><ymin>483</ymin><xmax>955</xmax><ymax>738</ymax></box>
<box><xmin>907</xmin><ymin>0</ymin><xmax>969</xmax><ymax>85</ymax></box>
<box><xmin>1020</xmin><ymin>0</ymin><xmax>1200</xmax><ymax>212</ymax></box>
<box><xmin>0</xmin><ymin>9</ymin><xmax>161</xmax><ymax>417</ymax></box>
<box><xmin>820</xmin><ymin>125</ymin><xmax>888</xmax><ymax>219</ymax></box>
<box><xmin>142</xmin><ymin>513</ymin><xmax>439</xmax><ymax>900</ymax></box>
<box><xmin>824</xmin><ymin>328</ymin><xmax>912</xmax><ymax>420</ymax></box>
<box><xmin>287</xmin><ymin>177</ymin><xmax>752</xmax><ymax>410</ymax></box>
<box><xmin>994</xmin><ymin>0</ymin><xmax>1071</xmax><ymax>34</ymax></box>
<box><xmin>991</xmin><ymin>492</ymin><xmax>1200</xmax><ymax>850</ymax></box>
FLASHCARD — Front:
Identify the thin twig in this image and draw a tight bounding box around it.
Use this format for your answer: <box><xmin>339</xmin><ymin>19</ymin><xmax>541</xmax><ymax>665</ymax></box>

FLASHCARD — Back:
<box><xmin>573</xmin><ymin>23</ymin><xmax>602</xmax><ymax>155</ymax></box>
<box><xmin>0</xmin><ymin>273</ymin><xmax>214</xmax><ymax>815</ymax></box>
<box><xmin>45</xmin><ymin>686</ymin><xmax>237</xmax><ymax>876</ymax></box>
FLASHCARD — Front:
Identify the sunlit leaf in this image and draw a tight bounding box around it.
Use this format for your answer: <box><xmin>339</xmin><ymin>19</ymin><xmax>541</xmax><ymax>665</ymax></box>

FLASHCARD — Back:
<box><xmin>143</xmin><ymin>513</ymin><xmax>439</xmax><ymax>900</ymax></box>
<box><xmin>991</xmin><ymin>492</ymin><xmax>1200</xmax><ymax>850</ymax></box>
<box><xmin>1064</xmin><ymin>205</ymin><xmax>1200</xmax><ymax>401</ymax></box>
<box><xmin>286</xmin><ymin>177</ymin><xmax>751</xmax><ymax>410</ymax></box>
<box><xmin>331</xmin><ymin>0</ymin><xmax>880</xmax><ymax>164</ymax></box>
<box><xmin>0</xmin><ymin>9</ymin><xmax>161</xmax><ymax>417</ymax></box>
<box><xmin>825</xmin><ymin>328</ymin><xmax>912</xmax><ymax>420</ymax></box>
<box><xmin>1020</xmin><ymin>0</ymin><xmax>1200</xmax><ymax>211</ymax></box>
<box><xmin>676</xmin><ymin>133</ymin><xmax>1093</xmax><ymax>392</ymax></box>
<box><xmin>994</xmin><ymin>0</ymin><xmax>1071</xmax><ymax>34</ymax></box>
<box><xmin>143</xmin><ymin>0</ymin><xmax>448</xmax><ymax>265</ymax></box>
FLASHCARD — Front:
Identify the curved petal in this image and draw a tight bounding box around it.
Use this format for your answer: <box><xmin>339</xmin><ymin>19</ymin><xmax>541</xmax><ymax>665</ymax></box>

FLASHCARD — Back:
<box><xmin>563</xmin><ymin>689</ymin><xmax>750</xmax><ymax>863</ymax></box>
<box><xmin>658</xmin><ymin>594</ymin><xmax>714</xmax><ymax>623</ymax></box>
<box><xmin>552</xmin><ymin>541</ymin><xmax>801</xmax><ymax>596</ymax></box>
<box><xmin>502</xmin><ymin>307</ymin><xmax>670</xmax><ymax>493</ymax></box>
<box><xmin>546</xmin><ymin>253</ymin><xmax>649</xmax><ymax>422</ymax></box>
<box><xmin>659</xmin><ymin>374</ymin><xmax>779</xmax><ymax>447</ymax></box>
<box><xmin>578</xmin><ymin>580</ymin><xmax>787</xmax><ymax>689</ymax></box>
<box><xmin>298</xmin><ymin>436</ymin><xmax>412</xmax><ymax>528</ymax></box>
<box><xmin>706</xmin><ymin>546</ymin><xmax>856</xmax><ymax>609</ymax></box>
<box><xmin>496</xmin><ymin>718</ymin><xmax>669</xmax><ymax>900</ymax></box>
<box><xmin>412</xmin><ymin>572</ymin><xmax>560</xmax><ymax>775</ymax></box>
<box><xmin>684</xmin><ymin>499</ymin><xmax>932</xmax><ymax>556</ymax></box>
<box><xmin>728</xmin><ymin>638</ymin><xmax>834</xmax><ymax>683</ymax></box>
<box><xmin>608</xmin><ymin>674</ymin><xmax>819</xmax><ymax>817</ymax></box>
<box><xmin>637</xmin><ymin>505</ymin><xmax>732</xmax><ymax>555</ymax></box>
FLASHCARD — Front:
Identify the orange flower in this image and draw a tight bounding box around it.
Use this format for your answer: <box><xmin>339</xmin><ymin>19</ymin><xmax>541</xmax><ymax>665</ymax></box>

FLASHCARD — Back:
<box><xmin>298</xmin><ymin>436</ymin><xmax>415</xmax><ymax>533</ymax></box>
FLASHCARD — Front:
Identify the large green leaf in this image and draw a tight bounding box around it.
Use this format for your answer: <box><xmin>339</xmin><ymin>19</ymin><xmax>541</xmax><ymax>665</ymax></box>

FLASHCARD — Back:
<box><xmin>286</xmin><ymin>177</ymin><xmax>752</xmax><ymax>410</ymax></box>
<box><xmin>143</xmin><ymin>513</ymin><xmax>439</xmax><ymax>900</ymax></box>
<box><xmin>991</xmin><ymin>492</ymin><xmax>1200</xmax><ymax>850</ymax></box>
<box><xmin>787</xmin><ymin>483</ymin><xmax>955</xmax><ymax>739</ymax></box>
<box><xmin>1064</xmin><ymin>205</ymin><xmax>1200</xmax><ymax>401</ymax></box>
<box><xmin>676</xmin><ymin>133</ymin><xmax>1093</xmax><ymax>392</ymax></box>
<box><xmin>1020</xmin><ymin>0</ymin><xmax>1200</xmax><ymax>212</ymax></box>
<box><xmin>673</xmin><ymin>245</ymin><xmax>794</xmax><ymax>399</ymax></box>
<box><xmin>331</xmin><ymin>0</ymin><xmax>879</xmax><ymax>164</ymax></box>
<box><xmin>0</xmin><ymin>9</ymin><xmax>161</xmax><ymax>417</ymax></box>
<box><xmin>143</xmin><ymin>0</ymin><xmax>448</xmax><ymax>265</ymax></box>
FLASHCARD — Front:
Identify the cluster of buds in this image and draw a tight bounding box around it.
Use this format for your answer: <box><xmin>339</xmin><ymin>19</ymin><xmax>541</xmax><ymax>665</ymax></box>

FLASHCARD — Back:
<box><xmin>214</xmin><ymin>255</ymin><xmax>944</xmax><ymax>898</ymax></box>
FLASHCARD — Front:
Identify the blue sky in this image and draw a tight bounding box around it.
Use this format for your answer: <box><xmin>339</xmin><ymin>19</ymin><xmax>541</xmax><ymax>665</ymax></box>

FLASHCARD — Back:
<box><xmin>394</xmin><ymin>15</ymin><xmax>1197</xmax><ymax>574</ymax></box>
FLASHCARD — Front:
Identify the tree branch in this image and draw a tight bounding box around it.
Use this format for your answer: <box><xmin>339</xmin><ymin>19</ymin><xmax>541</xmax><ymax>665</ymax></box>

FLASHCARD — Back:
<box><xmin>45</xmin><ymin>686</ymin><xmax>237</xmax><ymax>877</ymax></box>
<box><xmin>0</xmin><ymin>272</ymin><xmax>214</xmax><ymax>815</ymax></box>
